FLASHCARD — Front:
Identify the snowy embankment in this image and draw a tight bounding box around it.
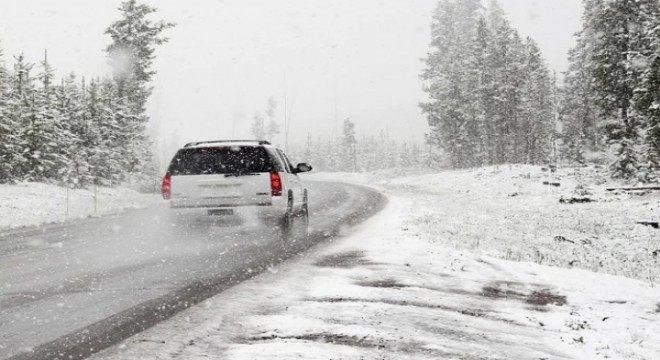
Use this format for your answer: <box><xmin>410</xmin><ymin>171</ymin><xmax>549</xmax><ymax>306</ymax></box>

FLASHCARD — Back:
<box><xmin>92</xmin><ymin>165</ymin><xmax>660</xmax><ymax>360</ymax></box>
<box><xmin>0</xmin><ymin>182</ymin><xmax>160</xmax><ymax>231</ymax></box>
<box><xmin>384</xmin><ymin>165</ymin><xmax>660</xmax><ymax>284</ymax></box>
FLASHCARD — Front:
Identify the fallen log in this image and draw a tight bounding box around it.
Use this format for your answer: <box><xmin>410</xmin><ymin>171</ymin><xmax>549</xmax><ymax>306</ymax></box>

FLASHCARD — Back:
<box><xmin>559</xmin><ymin>196</ymin><xmax>594</xmax><ymax>204</ymax></box>
<box><xmin>606</xmin><ymin>186</ymin><xmax>660</xmax><ymax>192</ymax></box>
<box><xmin>637</xmin><ymin>222</ymin><xmax>659</xmax><ymax>229</ymax></box>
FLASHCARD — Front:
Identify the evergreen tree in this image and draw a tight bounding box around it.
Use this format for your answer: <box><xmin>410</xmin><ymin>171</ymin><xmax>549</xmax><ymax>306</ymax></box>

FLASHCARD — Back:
<box><xmin>560</xmin><ymin>27</ymin><xmax>600</xmax><ymax>165</ymax></box>
<box><xmin>421</xmin><ymin>0</ymin><xmax>482</xmax><ymax>168</ymax></box>
<box><xmin>631</xmin><ymin>0</ymin><xmax>660</xmax><ymax>177</ymax></box>
<box><xmin>342</xmin><ymin>118</ymin><xmax>357</xmax><ymax>172</ymax></box>
<box><xmin>326</xmin><ymin>137</ymin><xmax>341</xmax><ymax>171</ymax></box>
<box><xmin>105</xmin><ymin>0</ymin><xmax>174</xmax><ymax>113</ymax></box>
<box><xmin>0</xmin><ymin>44</ymin><xmax>14</xmax><ymax>182</ymax></box>
<box><xmin>265</xmin><ymin>97</ymin><xmax>279</xmax><ymax>142</ymax></box>
<box><xmin>0</xmin><ymin>6</ymin><xmax>172</xmax><ymax>187</ymax></box>
<box><xmin>312</xmin><ymin>137</ymin><xmax>327</xmax><ymax>171</ymax></box>
<box><xmin>31</xmin><ymin>51</ymin><xmax>74</xmax><ymax>181</ymax></box>
<box><xmin>520</xmin><ymin>38</ymin><xmax>553</xmax><ymax>164</ymax></box>
<box><xmin>361</xmin><ymin>135</ymin><xmax>379</xmax><ymax>171</ymax></box>
<box><xmin>56</xmin><ymin>74</ymin><xmax>90</xmax><ymax>186</ymax></box>
<box><xmin>410</xmin><ymin>142</ymin><xmax>423</xmax><ymax>168</ymax></box>
<box><xmin>251</xmin><ymin>112</ymin><xmax>265</xmax><ymax>139</ymax></box>
<box><xmin>302</xmin><ymin>133</ymin><xmax>313</xmax><ymax>164</ymax></box>
<box><xmin>88</xmin><ymin>78</ymin><xmax>114</xmax><ymax>185</ymax></box>
<box><xmin>488</xmin><ymin>8</ymin><xmax>527</xmax><ymax>164</ymax></box>
<box><xmin>10</xmin><ymin>54</ymin><xmax>36</xmax><ymax>180</ymax></box>
<box><xmin>562</xmin><ymin>0</ymin><xmax>660</xmax><ymax>180</ymax></box>
<box><xmin>465</xmin><ymin>16</ymin><xmax>494</xmax><ymax>166</ymax></box>
<box><xmin>422</xmin><ymin>0</ymin><xmax>554</xmax><ymax>168</ymax></box>
<box><xmin>105</xmin><ymin>0</ymin><xmax>174</xmax><ymax>179</ymax></box>
<box><xmin>583</xmin><ymin>0</ymin><xmax>642</xmax><ymax>178</ymax></box>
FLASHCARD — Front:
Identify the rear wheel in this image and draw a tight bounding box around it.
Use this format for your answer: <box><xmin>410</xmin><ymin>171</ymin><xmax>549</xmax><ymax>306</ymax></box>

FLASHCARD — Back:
<box><xmin>298</xmin><ymin>191</ymin><xmax>309</xmax><ymax>231</ymax></box>
<box><xmin>280</xmin><ymin>193</ymin><xmax>294</xmax><ymax>233</ymax></box>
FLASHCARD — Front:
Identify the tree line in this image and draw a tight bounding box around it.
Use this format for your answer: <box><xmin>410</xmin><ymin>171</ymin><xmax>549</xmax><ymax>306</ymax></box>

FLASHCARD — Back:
<box><xmin>0</xmin><ymin>0</ymin><xmax>173</xmax><ymax>188</ymax></box>
<box><xmin>561</xmin><ymin>0</ymin><xmax>660</xmax><ymax>181</ymax></box>
<box><xmin>424</xmin><ymin>0</ymin><xmax>660</xmax><ymax>182</ymax></box>
<box><xmin>6</xmin><ymin>0</ymin><xmax>658</xmax><ymax>184</ymax></box>
<box><xmin>421</xmin><ymin>0</ymin><xmax>556</xmax><ymax>170</ymax></box>
<box><xmin>288</xmin><ymin>119</ymin><xmax>432</xmax><ymax>172</ymax></box>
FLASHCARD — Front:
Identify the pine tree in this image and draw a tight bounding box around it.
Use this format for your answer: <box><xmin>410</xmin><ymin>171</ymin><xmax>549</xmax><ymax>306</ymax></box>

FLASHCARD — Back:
<box><xmin>520</xmin><ymin>38</ymin><xmax>553</xmax><ymax>164</ymax></box>
<box><xmin>488</xmin><ymin>6</ymin><xmax>528</xmax><ymax>164</ymax></box>
<box><xmin>10</xmin><ymin>54</ymin><xmax>37</xmax><ymax>180</ymax></box>
<box><xmin>87</xmin><ymin>78</ymin><xmax>111</xmax><ymax>185</ymax></box>
<box><xmin>0</xmin><ymin>23</ymin><xmax>176</xmax><ymax>187</ymax></box>
<box><xmin>251</xmin><ymin>112</ymin><xmax>265</xmax><ymax>139</ymax></box>
<box><xmin>465</xmin><ymin>16</ymin><xmax>494</xmax><ymax>166</ymax></box>
<box><xmin>264</xmin><ymin>97</ymin><xmax>279</xmax><ymax>142</ymax></box>
<box><xmin>30</xmin><ymin>51</ymin><xmax>72</xmax><ymax>181</ymax></box>
<box><xmin>105</xmin><ymin>0</ymin><xmax>174</xmax><ymax>180</ymax></box>
<box><xmin>342</xmin><ymin>118</ymin><xmax>357</xmax><ymax>172</ymax></box>
<box><xmin>563</xmin><ymin>0</ymin><xmax>660</xmax><ymax>180</ymax></box>
<box><xmin>0</xmin><ymin>44</ymin><xmax>14</xmax><ymax>182</ymax></box>
<box><xmin>302</xmin><ymin>133</ymin><xmax>313</xmax><ymax>164</ymax></box>
<box><xmin>422</xmin><ymin>0</ymin><xmax>554</xmax><ymax>168</ymax></box>
<box><xmin>410</xmin><ymin>142</ymin><xmax>423</xmax><ymax>168</ymax></box>
<box><xmin>631</xmin><ymin>0</ymin><xmax>660</xmax><ymax>178</ymax></box>
<box><xmin>361</xmin><ymin>135</ymin><xmax>378</xmax><ymax>171</ymax></box>
<box><xmin>105</xmin><ymin>0</ymin><xmax>174</xmax><ymax>113</ymax></box>
<box><xmin>55</xmin><ymin>74</ymin><xmax>90</xmax><ymax>187</ymax></box>
<box><xmin>326</xmin><ymin>137</ymin><xmax>341</xmax><ymax>171</ymax></box>
<box><xmin>421</xmin><ymin>0</ymin><xmax>482</xmax><ymax>168</ymax></box>
<box><xmin>560</xmin><ymin>26</ymin><xmax>600</xmax><ymax>165</ymax></box>
<box><xmin>583</xmin><ymin>0</ymin><xmax>642</xmax><ymax>178</ymax></box>
<box><xmin>313</xmin><ymin>137</ymin><xmax>327</xmax><ymax>171</ymax></box>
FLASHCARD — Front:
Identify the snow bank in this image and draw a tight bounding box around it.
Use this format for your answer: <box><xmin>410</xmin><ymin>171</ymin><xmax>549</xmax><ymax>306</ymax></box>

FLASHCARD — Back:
<box><xmin>308</xmin><ymin>165</ymin><xmax>660</xmax><ymax>284</ymax></box>
<box><xmin>0</xmin><ymin>182</ymin><xmax>160</xmax><ymax>231</ymax></box>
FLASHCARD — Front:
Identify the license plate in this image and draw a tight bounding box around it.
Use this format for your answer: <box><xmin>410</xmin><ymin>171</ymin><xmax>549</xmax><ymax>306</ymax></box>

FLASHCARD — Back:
<box><xmin>208</xmin><ymin>209</ymin><xmax>234</xmax><ymax>216</ymax></box>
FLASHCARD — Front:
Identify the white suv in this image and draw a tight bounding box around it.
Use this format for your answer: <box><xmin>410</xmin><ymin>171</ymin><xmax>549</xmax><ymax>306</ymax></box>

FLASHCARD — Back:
<box><xmin>161</xmin><ymin>140</ymin><xmax>312</xmax><ymax>230</ymax></box>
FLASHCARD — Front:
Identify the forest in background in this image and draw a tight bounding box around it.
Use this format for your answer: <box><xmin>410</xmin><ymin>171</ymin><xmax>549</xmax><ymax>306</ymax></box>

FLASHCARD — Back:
<box><xmin>287</xmin><ymin>120</ymin><xmax>437</xmax><ymax>173</ymax></box>
<box><xmin>422</xmin><ymin>0</ymin><xmax>660</xmax><ymax>182</ymax></box>
<box><xmin>0</xmin><ymin>0</ymin><xmax>173</xmax><ymax>188</ymax></box>
<box><xmin>3</xmin><ymin>0</ymin><xmax>660</xmax><ymax>187</ymax></box>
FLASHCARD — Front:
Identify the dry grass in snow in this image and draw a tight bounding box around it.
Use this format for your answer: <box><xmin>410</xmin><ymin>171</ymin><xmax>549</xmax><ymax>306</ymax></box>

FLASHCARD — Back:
<box><xmin>372</xmin><ymin>165</ymin><xmax>660</xmax><ymax>284</ymax></box>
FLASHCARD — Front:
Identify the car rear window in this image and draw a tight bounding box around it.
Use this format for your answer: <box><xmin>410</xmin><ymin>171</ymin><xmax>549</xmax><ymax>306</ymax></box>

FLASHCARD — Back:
<box><xmin>167</xmin><ymin>146</ymin><xmax>279</xmax><ymax>175</ymax></box>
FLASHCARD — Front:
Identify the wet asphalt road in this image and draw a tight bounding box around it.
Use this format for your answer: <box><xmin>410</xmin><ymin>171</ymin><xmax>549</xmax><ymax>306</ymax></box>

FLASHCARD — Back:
<box><xmin>0</xmin><ymin>181</ymin><xmax>387</xmax><ymax>360</ymax></box>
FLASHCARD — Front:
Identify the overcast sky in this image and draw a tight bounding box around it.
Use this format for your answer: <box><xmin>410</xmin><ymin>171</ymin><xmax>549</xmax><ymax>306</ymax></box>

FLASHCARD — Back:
<box><xmin>0</xmin><ymin>0</ymin><xmax>583</xmax><ymax>160</ymax></box>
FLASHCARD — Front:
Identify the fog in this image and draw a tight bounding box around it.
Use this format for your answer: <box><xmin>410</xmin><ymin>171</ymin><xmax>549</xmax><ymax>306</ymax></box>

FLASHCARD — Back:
<box><xmin>0</xmin><ymin>0</ymin><xmax>581</xmax><ymax>163</ymax></box>
<box><xmin>3</xmin><ymin>3</ymin><xmax>637</xmax><ymax>358</ymax></box>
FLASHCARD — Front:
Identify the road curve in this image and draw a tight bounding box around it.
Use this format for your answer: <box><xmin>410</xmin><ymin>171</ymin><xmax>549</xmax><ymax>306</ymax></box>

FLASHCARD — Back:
<box><xmin>0</xmin><ymin>181</ymin><xmax>387</xmax><ymax>360</ymax></box>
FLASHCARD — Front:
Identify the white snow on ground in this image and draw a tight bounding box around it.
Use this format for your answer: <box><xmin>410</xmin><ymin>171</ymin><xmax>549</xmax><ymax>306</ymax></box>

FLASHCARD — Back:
<box><xmin>92</xmin><ymin>165</ymin><xmax>660</xmax><ymax>360</ymax></box>
<box><xmin>311</xmin><ymin>165</ymin><xmax>660</xmax><ymax>283</ymax></box>
<box><xmin>0</xmin><ymin>182</ymin><xmax>160</xmax><ymax>231</ymax></box>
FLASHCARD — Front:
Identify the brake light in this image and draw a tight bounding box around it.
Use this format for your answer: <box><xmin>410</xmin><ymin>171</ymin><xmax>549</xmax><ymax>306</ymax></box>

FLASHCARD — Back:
<box><xmin>270</xmin><ymin>172</ymin><xmax>282</xmax><ymax>196</ymax></box>
<box><xmin>162</xmin><ymin>176</ymin><xmax>171</xmax><ymax>199</ymax></box>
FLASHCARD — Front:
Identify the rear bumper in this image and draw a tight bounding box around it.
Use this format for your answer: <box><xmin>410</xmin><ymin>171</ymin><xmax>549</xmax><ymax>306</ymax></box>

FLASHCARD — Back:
<box><xmin>170</xmin><ymin>201</ymin><xmax>272</xmax><ymax>208</ymax></box>
<box><xmin>168</xmin><ymin>197</ymin><xmax>287</xmax><ymax>219</ymax></box>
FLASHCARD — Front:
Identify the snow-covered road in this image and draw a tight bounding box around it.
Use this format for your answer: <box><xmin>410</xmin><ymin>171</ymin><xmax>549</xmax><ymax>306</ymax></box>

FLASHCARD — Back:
<box><xmin>0</xmin><ymin>182</ymin><xmax>386</xmax><ymax>360</ymax></box>
<box><xmin>5</xmin><ymin>168</ymin><xmax>660</xmax><ymax>360</ymax></box>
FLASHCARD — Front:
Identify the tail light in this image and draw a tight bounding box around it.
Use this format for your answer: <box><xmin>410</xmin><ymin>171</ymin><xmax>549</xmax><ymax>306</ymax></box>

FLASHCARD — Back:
<box><xmin>270</xmin><ymin>172</ymin><xmax>282</xmax><ymax>196</ymax></box>
<box><xmin>162</xmin><ymin>176</ymin><xmax>171</xmax><ymax>199</ymax></box>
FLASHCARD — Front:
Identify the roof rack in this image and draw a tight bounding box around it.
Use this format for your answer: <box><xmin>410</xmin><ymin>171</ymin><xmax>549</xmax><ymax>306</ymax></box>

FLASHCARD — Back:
<box><xmin>184</xmin><ymin>140</ymin><xmax>271</xmax><ymax>148</ymax></box>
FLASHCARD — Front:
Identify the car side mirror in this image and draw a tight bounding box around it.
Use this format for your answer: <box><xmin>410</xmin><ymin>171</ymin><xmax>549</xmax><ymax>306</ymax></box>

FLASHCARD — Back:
<box><xmin>294</xmin><ymin>163</ymin><xmax>313</xmax><ymax>173</ymax></box>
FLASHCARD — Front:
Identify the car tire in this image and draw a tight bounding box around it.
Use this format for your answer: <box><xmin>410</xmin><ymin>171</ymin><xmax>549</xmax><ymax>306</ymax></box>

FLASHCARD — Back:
<box><xmin>280</xmin><ymin>193</ymin><xmax>294</xmax><ymax>233</ymax></box>
<box><xmin>298</xmin><ymin>190</ymin><xmax>309</xmax><ymax>231</ymax></box>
